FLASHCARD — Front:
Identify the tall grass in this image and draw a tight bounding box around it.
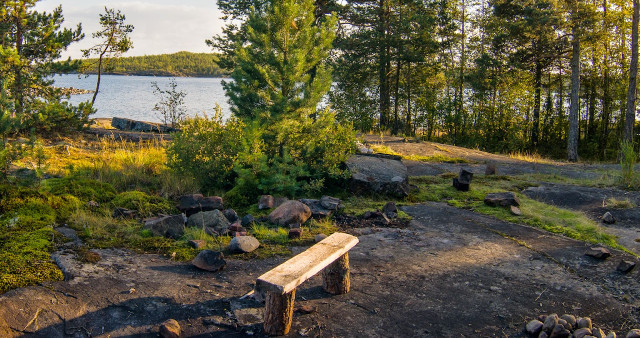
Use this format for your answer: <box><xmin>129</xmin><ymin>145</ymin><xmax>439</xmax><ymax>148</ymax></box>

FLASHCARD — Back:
<box><xmin>619</xmin><ymin>141</ymin><xmax>637</xmax><ymax>188</ymax></box>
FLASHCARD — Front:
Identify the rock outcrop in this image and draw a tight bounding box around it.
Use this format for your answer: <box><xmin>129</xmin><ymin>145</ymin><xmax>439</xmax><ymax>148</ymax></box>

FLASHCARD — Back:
<box><xmin>346</xmin><ymin>154</ymin><xmax>409</xmax><ymax>197</ymax></box>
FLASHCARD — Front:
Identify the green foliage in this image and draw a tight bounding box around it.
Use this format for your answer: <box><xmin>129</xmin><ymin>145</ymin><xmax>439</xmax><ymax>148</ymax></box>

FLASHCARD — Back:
<box><xmin>167</xmin><ymin>110</ymin><xmax>246</xmax><ymax>192</ymax></box>
<box><xmin>152</xmin><ymin>79</ymin><xmax>187</xmax><ymax>128</ymax></box>
<box><xmin>620</xmin><ymin>141</ymin><xmax>637</xmax><ymax>187</ymax></box>
<box><xmin>76</xmin><ymin>52</ymin><xmax>226</xmax><ymax>77</ymax></box>
<box><xmin>41</xmin><ymin>177</ymin><xmax>117</xmax><ymax>203</ymax></box>
<box><xmin>26</xmin><ymin>100</ymin><xmax>95</xmax><ymax>134</ymax></box>
<box><xmin>112</xmin><ymin>191</ymin><xmax>173</xmax><ymax>217</ymax></box>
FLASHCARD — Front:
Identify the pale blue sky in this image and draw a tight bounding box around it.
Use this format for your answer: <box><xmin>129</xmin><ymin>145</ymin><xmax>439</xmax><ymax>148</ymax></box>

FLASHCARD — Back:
<box><xmin>34</xmin><ymin>0</ymin><xmax>224</xmax><ymax>58</ymax></box>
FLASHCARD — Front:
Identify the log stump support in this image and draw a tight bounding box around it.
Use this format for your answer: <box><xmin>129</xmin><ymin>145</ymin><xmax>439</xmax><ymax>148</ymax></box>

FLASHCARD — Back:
<box><xmin>322</xmin><ymin>252</ymin><xmax>351</xmax><ymax>294</ymax></box>
<box><xmin>264</xmin><ymin>289</ymin><xmax>296</xmax><ymax>336</ymax></box>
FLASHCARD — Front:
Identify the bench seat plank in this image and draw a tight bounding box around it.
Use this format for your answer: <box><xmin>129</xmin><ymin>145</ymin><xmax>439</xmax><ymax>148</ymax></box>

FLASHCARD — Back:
<box><xmin>256</xmin><ymin>232</ymin><xmax>359</xmax><ymax>294</ymax></box>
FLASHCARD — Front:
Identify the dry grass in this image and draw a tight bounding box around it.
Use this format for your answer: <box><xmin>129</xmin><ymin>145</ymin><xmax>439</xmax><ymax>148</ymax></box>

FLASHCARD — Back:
<box><xmin>508</xmin><ymin>151</ymin><xmax>559</xmax><ymax>165</ymax></box>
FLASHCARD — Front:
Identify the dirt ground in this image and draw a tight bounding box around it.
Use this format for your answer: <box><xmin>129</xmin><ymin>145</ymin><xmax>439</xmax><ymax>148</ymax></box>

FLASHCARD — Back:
<box><xmin>1</xmin><ymin>135</ymin><xmax>640</xmax><ymax>337</ymax></box>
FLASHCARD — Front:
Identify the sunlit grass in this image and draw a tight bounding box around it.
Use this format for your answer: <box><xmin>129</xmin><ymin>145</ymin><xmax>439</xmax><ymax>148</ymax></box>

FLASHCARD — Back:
<box><xmin>508</xmin><ymin>151</ymin><xmax>559</xmax><ymax>165</ymax></box>
<box><xmin>369</xmin><ymin>144</ymin><xmax>468</xmax><ymax>163</ymax></box>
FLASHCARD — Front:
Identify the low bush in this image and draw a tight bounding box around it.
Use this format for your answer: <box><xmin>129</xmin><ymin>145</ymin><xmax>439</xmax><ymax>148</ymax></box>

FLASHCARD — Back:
<box><xmin>112</xmin><ymin>191</ymin><xmax>174</xmax><ymax>217</ymax></box>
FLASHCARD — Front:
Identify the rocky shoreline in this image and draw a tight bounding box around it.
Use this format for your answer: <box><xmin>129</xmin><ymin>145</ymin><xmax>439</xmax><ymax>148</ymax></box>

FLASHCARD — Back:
<box><xmin>57</xmin><ymin>86</ymin><xmax>94</xmax><ymax>95</ymax></box>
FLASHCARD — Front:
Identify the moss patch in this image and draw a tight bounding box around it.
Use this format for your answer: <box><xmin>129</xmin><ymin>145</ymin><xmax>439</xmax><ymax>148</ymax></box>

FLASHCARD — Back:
<box><xmin>41</xmin><ymin>177</ymin><xmax>116</xmax><ymax>203</ymax></box>
<box><xmin>112</xmin><ymin>191</ymin><xmax>175</xmax><ymax>217</ymax></box>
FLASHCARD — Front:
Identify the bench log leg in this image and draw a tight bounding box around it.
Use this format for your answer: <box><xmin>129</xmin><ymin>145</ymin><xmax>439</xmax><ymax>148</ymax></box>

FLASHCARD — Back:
<box><xmin>264</xmin><ymin>289</ymin><xmax>296</xmax><ymax>336</ymax></box>
<box><xmin>322</xmin><ymin>252</ymin><xmax>350</xmax><ymax>294</ymax></box>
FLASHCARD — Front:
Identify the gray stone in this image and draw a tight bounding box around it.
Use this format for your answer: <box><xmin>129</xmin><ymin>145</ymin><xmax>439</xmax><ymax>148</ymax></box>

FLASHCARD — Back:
<box><xmin>192</xmin><ymin>250</ymin><xmax>226</xmax><ymax>272</ymax></box>
<box><xmin>510</xmin><ymin>205</ymin><xmax>523</xmax><ymax>216</ymax></box>
<box><xmin>268</xmin><ymin>200</ymin><xmax>312</xmax><ymax>226</ymax></box>
<box><xmin>112</xmin><ymin>117</ymin><xmax>175</xmax><ymax>133</ymax></box>
<box><xmin>617</xmin><ymin>260</ymin><xmax>637</xmax><ymax>273</ymax></box>
<box><xmin>526</xmin><ymin>320</ymin><xmax>544</xmax><ymax>335</ymax></box>
<box><xmin>593</xmin><ymin>328</ymin><xmax>606</xmax><ymax>338</ymax></box>
<box><xmin>602</xmin><ymin>211</ymin><xmax>616</xmax><ymax>224</ymax></box>
<box><xmin>241</xmin><ymin>214</ymin><xmax>255</xmax><ymax>227</ymax></box>
<box><xmin>346</xmin><ymin>154</ymin><xmax>409</xmax><ymax>197</ymax></box>
<box><xmin>144</xmin><ymin>215</ymin><xmax>185</xmax><ymax>239</ymax></box>
<box><xmin>627</xmin><ymin>329</ymin><xmax>640</xmax><ymax>338</ymax></box>
<box><xmin>382</xmin><ymin>201</ymin><xmax>398</xmax><ymax>215</ymax></box>
<box><xmin>159</xmin><ymin>319</ymin><xmax>181</xmax><ymax>338</ymax></box>
<box><xmin>577</xmin><ymin>317</ymin><xmax>593</xmax><ymax>330</ymax></box>
<box><xmin>606</xmin><ymin>332</ymin><xmax>617</xmax><ymax>338</ymax></box>
<box><xmin>458</xmin><ymin>169</ymin><xmax>474</xmax><ymax>184</ymax></box>
<box><xmin>543</xmin><ymin>314</ymin><xmax>558</xmax><ymax>333</ymax></box>
<box><xmin>315</xmin><ymin>234</ymin><xmax>328</xmax><ymax>243</ymax></box>
<box><xmin>560</xmin><ymin>314</ymin><xmax>576</xmax><ymax>328</ymax></box>
<box><xmin>539</xmin><ymin>332</ymin><xmax>549</xmax><ymax>338</ymax></box>
<box><xmin>549</xmin><ymin>324</ymin><xmax>570</xmax><ymax>338</ymax></box>
<box><xmin>484</xmin><ymin>192</ymin><xmax>521</xmax><ymax>207</ymax></box>
<box><xmin>453</xmin><ymin>178</ymin><xmax>470</xmax><ymax>191</ymax></box>
<box><xmin>55</xmin><ymin>227</ymin><xmax>78</xmax><ymax>240</ymax></box>
<box><xmin>574</xmin><ymin>328</ymin><xmax>593</xmax><ymax>338</ymax></box>
<box><xmin>320</xmin><ymin>196</ymin><xmax>342</xmax><ymax>210</ymax></box>
<box><xmin>585</xmin><ymin>247</ymin><xmax>611</xmax><ymax>260</ymax></box>
<box><xmin>258</xmin><ymin>195</ymin><xmax>274</xmax><ymax>210</ymax></box>
<box><xmin>485</xmin><ymin>162</ymin><xmax>497</xmax><ymax>175</ymax></box>
<box><xmin>223</xmin><ymin>209</ymin><xmax>239</xmax><ymax>223</ymax></box>
<box><xmin>274</xmin><ymin>197</ymin><xmax>289</xmax><ymax>208</ymax></box>
<box><xmin>178</xmin><ymin>194</ymin><xmax>224</xmax><ymax>217</ymax></box>
<box><xmin>299</xmin><ymin>199</ymin><xmax>332</xmax><ymax>218</ymax></box>
<box><xmin>228</xmin><ymin>236</ymin><xmax>260</xmax><ymax>253</ymax></box>
<box><xmin>187</xmin><ymin>210</ymin><xmax>230</xmax><ymax>233</ymax></box>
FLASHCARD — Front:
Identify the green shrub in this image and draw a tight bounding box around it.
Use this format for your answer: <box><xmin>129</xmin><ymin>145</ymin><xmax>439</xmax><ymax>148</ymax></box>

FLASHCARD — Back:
<box><xmin>26</xmin><ymin>100</ymin><xmax>94</xmax><ymax>134</ymax></box>
<box><xmin>167</xmin><ymin>110</ymin><xmax>246</xmax><ymax>191</ymax></box>
<box><xmin>112</xmin><ymin>191</ymin><xmax>174</xmax><ymax>217</ymax></box>
<box><xmin>41</xmin><ymin>177</ymin><xmax>116</xmax><ymax>203</ymax></box>
<box><xmin>620</xmin><ymin>141</ymin><xmax>637</xmax><ymax>187</ymax></box>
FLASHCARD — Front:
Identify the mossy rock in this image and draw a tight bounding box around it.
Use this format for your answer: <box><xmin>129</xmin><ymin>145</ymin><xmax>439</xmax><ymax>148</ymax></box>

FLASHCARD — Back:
<box><xmin>112</xmin><ymin>191</ymin><xmax>174</xmax><ymax>217</ymax></box>
<box><xmin>41</xmin><ymin>177</ymin><xmax>116</xmax><ymax>203</ymax></box>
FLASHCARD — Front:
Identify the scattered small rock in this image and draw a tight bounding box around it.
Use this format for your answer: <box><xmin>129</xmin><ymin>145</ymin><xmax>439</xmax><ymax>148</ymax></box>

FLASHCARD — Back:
<box><xmin>543</xmin><ymin>314</ymin><xmax>559</xmax><ymax>333</ymax></box>
<box><xmin>577</xmin><ymin>317</ymin><xmax>592</xmax><ymax>330</ymax></box>
<box><xmin>484</xmin><ymin>192</ymin><xmax>521</xmax><ymax>207</ymax></box>
<box><xmin>223</xmin><ymin>209</ymin><xmax>239</xmax><ymax>223</ymax></box>
<box><xmin>258</xmin><ymin>195</ymin><xmax>274</xmax><ymax>210</ymax></box>
<box><xmin>485</xmin><ymin>162</ymin><xmax>497</xmax><ymax>175</ymax></box>
<box><xmin>510</xmin><ymin>205</ymin><xmax>523</xmax><ymax>216</ymax></box>
<box><xmin>178</xmin><ymin>194</ymin><xmax>224</xmax><ymax>217</ymax></box>
<box><xmin>268</xmin><ymin>200</ymin><xmax>312</xmax><ymax>226</ymax></box>
<box><xmin>382</xmin><ymin>201</ymin><xmax>398</xmax><ymax>216</ymax></box>
<box><xmin>159</xmin><ymin>319</ymin><xmax>181</xmax><ymax>338</ymax></box>
<box><xmin>289</xmin><ymin>228</ymin><xmax>303</xmax><ymax>239</ymax></box>
<box><xmin>617</xmin><ymin>260</ymin><xmax>636</xmax><ymax>273</ymax></box>
<box><xmin>585</xmin><ymin>247</ymin><xmax>611</xmax><ymax>260</ymax></box>
<box><xmin>188</xmin><ymin>240</ymin><xmax>206</xmax><ymax>249</ymax></box>
<box><xmin>602</xmin><ymin>212</ymin><xmax>616</xmax><ymax>224</ymax></box>
<box><xmin>593</xmin><ymin>328</ymin><xmax>606</xmax><ymax>338</ymax></box>
<box><xmin>296</xmin><ymin>305</ymin><xmax>316</xmax><ymax>315</ymax></box>
<box><xmin>112</xmin><ymin>207</ymin><xmax>138</xmax><ymax>219</ymax></box>
<box><xmin>526</xmin><ymin>320</ymin><xmax>544</xmax><ymax>335</ymax></box>
<box><xmin>241</xmin><ymin>214</ymin><xmax>255</xmax><ymax>227</ymax></box>
<box><xmin>627</xmin><ymin>330</ymin><xmax>640</xmax><ymax>338</ymax></box>
<box><xmin>192</xmin><ymin>250</ymin><xmax>226</xmax><ymax>272</ymax></box>
<box><xmin>315</xmin><ymin>234</ymin><xmax>328</xmax><ymax>243</ymax></box>
<box><xmin>228</xmin><ymin>236</ymin><xmax>260</xmax><ymax>253</ymax></box>
<box><xmin>574</xmin><ymin>328</ymin><xmax>592</xmax><ymax>338</ymax></box>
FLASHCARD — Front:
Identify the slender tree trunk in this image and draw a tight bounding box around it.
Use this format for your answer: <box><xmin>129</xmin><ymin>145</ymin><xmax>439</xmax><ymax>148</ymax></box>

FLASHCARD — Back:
<box><xmin>406</xmin><ymin>63</ymin><xmax>412</xmax><ymax>135</ymax></box>
<box><xmin>378</xmin><ymin>0</ymin><xmax>390</xmax><ymax>130</ymax></box>
<box><xmin>13</xmin><ymin>3</ymin><xmax>24</xmax><ymax>117</ymax></box>
<box><xmin>568</xmin><ymin>24</ymin><xmax>581</xmax><ymax>162</ymax></box>
<box><xmin>458</xmin><ymin>0</ymin><xmax>466</xmax><ymax>142</ymax></box>
<box><xmin>91</xmin><ymin>53</ymin><xmax>105</xmax><ymax>105</ymax></box>
<box><xmin>393</xmin><ymin>61</ymin><xmax>401</xmax><ymax>135</ymax></box>
<box><xmin>624</xmin><ymin>0</ymin><xmax>640</xmax><ymax>143</ymax></box>
<box><xmin>532</xmin><ymin>61</ymin><xmax>543</xmax><ymax>148</ymax></box>
<box><xmin>600</xmin><ymin>0</ymin><xmax>612</xmax><ymax>158</ymax></box>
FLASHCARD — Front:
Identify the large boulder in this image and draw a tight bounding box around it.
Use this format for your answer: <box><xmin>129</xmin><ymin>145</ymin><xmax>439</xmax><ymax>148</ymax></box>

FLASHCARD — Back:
<box><xmin>299</xmin><ymin>199</ymin><xmax>332</xmax><ymax>218</ymax></box>
<box><xmin>268</xmin><ymin>200</ymin><xmax>312</xmax><ymax>226</ymax></box>
<box><xmin>187</xmin><ymin>209</ymin><xmax>230</xmax><ymax>233</ymax></box>
<box><xmin>346</xmin><ymin>154</ymin><xmax>409</xmax><ymax>197</ymax></box>
<box><xmin>178</xmin><ymin>194</ymin><xmax>224</xmax><ymax>217</ymax></box>
<box><xmin>484</xmin><ymin>192</ymin><xmax>521</xmax><ymax>207</ymax></box>
<box><xmin>111</xmin><ymin>117</ymin><xmax>175</xmax><ymax>133</ymax></box>
<box><xmin>144</xmin><ymin>215</ymin><xmax>185</xmax><ymax>239</ymax></box>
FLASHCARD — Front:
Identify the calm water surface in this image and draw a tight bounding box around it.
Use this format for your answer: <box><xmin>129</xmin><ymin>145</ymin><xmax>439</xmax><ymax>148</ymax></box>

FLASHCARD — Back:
<box><xmin>53</xmin><ymin>74</ymin><xmax>231</xmax><ymax>123</ymax></box>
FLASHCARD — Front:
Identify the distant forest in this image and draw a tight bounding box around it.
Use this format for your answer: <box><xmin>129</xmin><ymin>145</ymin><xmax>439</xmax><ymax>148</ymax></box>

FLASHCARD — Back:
<box><xmin>77</xmin><ymin>52</ymin><xmax>227</xmax><ymax>78</ymax></box>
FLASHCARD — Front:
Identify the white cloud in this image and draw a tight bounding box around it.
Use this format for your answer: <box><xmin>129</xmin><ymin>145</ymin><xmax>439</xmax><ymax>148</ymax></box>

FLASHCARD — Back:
<box><xmin>34</xmin><ymin>0</ymin><xmax>224</xmax><ymax>58</ymax></box>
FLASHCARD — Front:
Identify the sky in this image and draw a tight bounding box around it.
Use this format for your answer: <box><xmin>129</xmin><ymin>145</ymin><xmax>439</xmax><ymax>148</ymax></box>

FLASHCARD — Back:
<box><xmin>34</xmin><ymin>0</ymin><xmax>224</xmax><ymax>59</ymax></box>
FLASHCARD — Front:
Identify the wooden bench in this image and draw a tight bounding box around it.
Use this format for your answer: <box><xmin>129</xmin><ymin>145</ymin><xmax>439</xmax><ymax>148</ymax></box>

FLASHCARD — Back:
<box><xmin>255</xmin><ymin>232</ymin><xmax>359</xmax><ymax>335</ymax></box>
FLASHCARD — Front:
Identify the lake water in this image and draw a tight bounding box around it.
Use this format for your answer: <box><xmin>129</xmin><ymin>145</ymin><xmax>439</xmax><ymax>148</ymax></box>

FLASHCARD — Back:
<box><xmin>52</xmin><ymin>74</ymin><xmax>231</xmax><ymax>123</ymax></box>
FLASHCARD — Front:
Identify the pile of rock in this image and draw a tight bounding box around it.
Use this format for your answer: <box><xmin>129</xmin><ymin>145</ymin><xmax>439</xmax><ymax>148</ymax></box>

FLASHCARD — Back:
<box><xmin>525</xmin><ymin>313</ymin><xmax>640</xmax><ymax>338</ymax></box>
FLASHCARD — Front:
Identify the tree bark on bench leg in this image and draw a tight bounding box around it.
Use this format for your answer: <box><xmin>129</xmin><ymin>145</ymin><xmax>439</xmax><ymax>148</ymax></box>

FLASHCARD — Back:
<box><xmin>264</xmin><ymin>289</ymin><xmax>296</xmax><ymax>336</ymax></box>
<box><xmin>322</xmin><ymin>252</ymin><xmax>350</xmax><ymax>294</ymax></box>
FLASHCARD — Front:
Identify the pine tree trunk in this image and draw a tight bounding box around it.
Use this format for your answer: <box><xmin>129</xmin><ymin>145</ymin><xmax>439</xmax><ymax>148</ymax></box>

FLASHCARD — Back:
<box><xmin>532</xmin><ymin>61</ymin><xmax>542</xmax><ymax>148</ymax></box>
<box><xmin>624</xmin><ymin>0</ymin><xmax>639</xmax><ymax>143</ymax></box>
<box><xmin>568</xmin><ymin>25</ymin><xmax>581</xmax><ymax>162</ymax></box>
<box><xmin>378</xmin><ymin>0</ymin><xmax>390</xmax><ymax>129</ymax></box>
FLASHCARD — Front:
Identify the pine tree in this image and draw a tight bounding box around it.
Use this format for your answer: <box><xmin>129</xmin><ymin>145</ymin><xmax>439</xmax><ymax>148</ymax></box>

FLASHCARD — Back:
<box><xmin>224</xmin><ymin>0</ymin><xmax>337</xmax><ymax>123</ymax></box>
